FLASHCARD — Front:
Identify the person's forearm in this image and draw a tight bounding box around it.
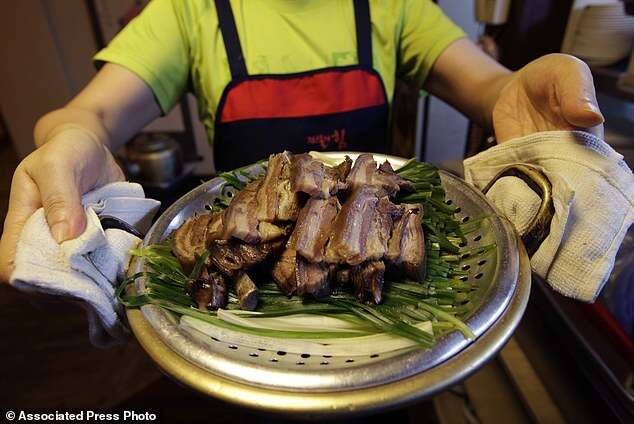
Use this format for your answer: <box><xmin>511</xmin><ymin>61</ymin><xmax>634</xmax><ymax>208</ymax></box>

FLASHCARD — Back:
<box><xmin>424</xmin><ymin>38</ymin><xmax>513</xmax><ymax>130</ymax></box>
<box><xmin>473</xmin><ymin>71</ymin><xmax>514</xmax><ymax>130</ymax></box>
<box><xmin>34</xmin><ymin>107</ymin><xmax>113</xmax><ymax>149</ymax></box>
<box><xmin>34</xmin><ymin>63</ymin><xmax>162</xmax><ymax>152</ymax></box>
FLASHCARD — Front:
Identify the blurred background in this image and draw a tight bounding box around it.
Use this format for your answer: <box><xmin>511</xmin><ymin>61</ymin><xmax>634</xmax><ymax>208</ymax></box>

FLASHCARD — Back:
<box><xmin>0</xmin><ymin>1</ymin><xmax>632</xmax><ymax>423</ymax></box>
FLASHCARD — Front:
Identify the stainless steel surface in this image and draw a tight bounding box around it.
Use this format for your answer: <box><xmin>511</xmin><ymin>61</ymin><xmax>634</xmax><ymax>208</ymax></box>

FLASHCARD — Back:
<box><xmin>128</xmin><ymin>152</ymin><xmax>529</xmax><ymax>405</ymax></box>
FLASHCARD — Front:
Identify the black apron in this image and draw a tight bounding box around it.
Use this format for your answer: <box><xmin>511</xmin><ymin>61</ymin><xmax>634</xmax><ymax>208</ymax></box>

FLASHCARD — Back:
<box><xmin>213</xmin><ymin>0</ymin><xmax>389</xmax><ymax>171</ymax></box>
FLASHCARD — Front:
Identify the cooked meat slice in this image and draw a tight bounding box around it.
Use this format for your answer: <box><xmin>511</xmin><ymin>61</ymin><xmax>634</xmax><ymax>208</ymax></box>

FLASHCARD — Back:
<box><xmin>206</xmin><ymin>212</ymin><xmax>224</xmax><ymax>243</ymax></box>
<box><xmin>291</xmin><ymin>154</ymin><xmax>352</xmax><ymax>198</ymax></box>
<box><xmin>377</xmin><ymin>160</ymin><xmax>393</xmax><ymax>173</ymax></box>
<box><xmin>350</xmin><ymin>261</ymin><xmax>385</xmax><ymax>304</ymax></box>
<box><xmin>296</xmin><ymin>256</ymin><xmax>331</xmax><ymax>298</ymax></box>
<box><xmin>333</xmin><ymin>156</ymin><xmax>353</xmax><ymax>182</ymax></box>
<box><xmin>256</xmin><ymin>151</ymin><xmax>300</xmax><ymax>222</ymax></box>
<box><xmin>271</xmin><ymin>232</ymin><xmax>298</xmax><ymax>295</ymax></box>
<box><xmin>365</xmin><ymin>196</ymin><xmax>400</xmax><ymax>261</ymax></box>
<box><xmin>345</xmin><ymin>154</ymin><xmax>375</xmax><ymax>192</ymax></box>
<box><xmin>186</xmin><ymin>268</ymin><xmax>227</xmax><ymax>310</ymax></box>
<box><xmin>256</xmin><ymin>153</ymin><xmax>285</xmax><ymax>222</ymax></box>
<box><xmin>222</xmin><ymin>179</ymin><xmax>262</xmax><ymax>244</ymax></box>
<box><xmin>346</xmin><ymin>154</ymin><xmax>414</xmax><ymax>196</ymax></box>
<box><xmin>277</xmin><ymin>152</ymin><xmax>301</xmax><ymax>221</ymax></box>
<box><xmin>272</xmin><ymin>248</ymin><xmax>297</xmax><ymax>295</ymax></box>
<box><xmin>335</xmin><ymin>268</ymin><xmax>351</xmax><ymax>285</ymax></box>
<box><xmin>325</xmin><ymin>186</ymin><xmax>379</xmax><ymax>266</ymax></box>
<box><xmin>234</xmin><ymin>239</ymin><xmax>284</xmax><ymax>267</ymax></box>
<box><xmin>235</xmin><ymin>272</ymin><xmax>258</xmax><ymax>311</ymax></box>
<box><xmin>173</xmin><ymin>212</ymin><xmax>219</xmax><ymax>272</ymax></box>
<box><xmin>210</xmin><ymin>238</ymin><xmax>285</xmax><ymax>277</ymax></box>
<box><xmin>257</xmin><ymin>221</ymin><xmax>286</xmax><ymax>242</ymax></box>
<box><xmin>386</xmin><ymin>203</ymin><xmax>426</xmax><ymax>281</ymax></box>
<box><xmin>295</xmin><ymin>196</ymin><xmax>341</xmax><ymax>263</ymax></box>
<box><xmin>208</xmin><ymin>240</ymin><xmax>242</xmax><ymax>277</ymax></box>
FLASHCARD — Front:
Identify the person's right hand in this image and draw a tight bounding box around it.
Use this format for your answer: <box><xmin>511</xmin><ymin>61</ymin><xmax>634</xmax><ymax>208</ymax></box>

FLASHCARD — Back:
<box><xmin>0</xmin><ymin>127</ymin><xmax>125</xmax><ymax>283</ymax></box>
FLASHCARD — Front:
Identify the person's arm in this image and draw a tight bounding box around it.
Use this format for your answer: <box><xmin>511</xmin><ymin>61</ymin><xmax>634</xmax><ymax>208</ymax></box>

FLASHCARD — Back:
<box><xmin>0</xmin><ymin>64</ymin><xmax>160</xmax><ymax>282</ymax></box>
<box><xmin>34</xmin><ymin>63</ymin><xmax>160</xmax><ymax>150</ymax></box>
<box><xmin>423</xmin><ymin>38</ymin><xmax>604</xmax><ymax>142</ymax></box>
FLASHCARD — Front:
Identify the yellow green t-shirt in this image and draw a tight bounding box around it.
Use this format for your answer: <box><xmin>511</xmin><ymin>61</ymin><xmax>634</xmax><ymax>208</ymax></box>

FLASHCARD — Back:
<box><xmin>94</xmin><ymin>0</ymin><xmax>465</xmax><ymax>144</ymax></box>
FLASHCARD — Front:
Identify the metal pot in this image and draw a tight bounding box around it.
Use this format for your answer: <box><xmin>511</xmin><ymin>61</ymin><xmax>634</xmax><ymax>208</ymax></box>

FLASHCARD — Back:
<box><xmin>122</xmin><ymin>134</ymin><xmax>185</xmax><ymax>188</ymax></box>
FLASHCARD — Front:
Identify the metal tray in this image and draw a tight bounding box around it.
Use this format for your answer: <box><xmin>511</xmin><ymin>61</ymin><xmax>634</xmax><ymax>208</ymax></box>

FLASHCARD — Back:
<box><xmin>127</xmin><ymin>152</ymin><xmax>531</xmax><ymax>416</ymax></box>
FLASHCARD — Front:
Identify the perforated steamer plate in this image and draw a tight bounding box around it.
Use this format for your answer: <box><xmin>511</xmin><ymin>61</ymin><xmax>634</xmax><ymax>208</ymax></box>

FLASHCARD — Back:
<box><xmin>126</xmin><ymin>152</ymin><xmax>531</xmax><ymax>417</ymax></box>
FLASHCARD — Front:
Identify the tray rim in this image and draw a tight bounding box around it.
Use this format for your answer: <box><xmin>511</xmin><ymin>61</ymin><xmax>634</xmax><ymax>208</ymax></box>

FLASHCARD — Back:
<box><xmin>126</xmin><ymin>240</ymin><xmax>530</xmax><ymax>417</ymax></box>
<box><xmin>126</xmin><ymin>151</ymin><xmax>530</xmax><ymax>409</ymax></box>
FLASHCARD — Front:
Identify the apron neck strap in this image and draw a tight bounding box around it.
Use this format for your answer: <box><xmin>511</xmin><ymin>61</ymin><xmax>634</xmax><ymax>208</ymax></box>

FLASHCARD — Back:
<box><xmin>215</xmin><ymin>0</ymin><xmax>248</xmax><ymax>79</ymax></box>
<box><xmin>353</xmin><ymin>0</ymin><xmax>373</xmax><ymax>68</ymax></box>
<box><xmin>215</xmin><ymin>0</ymin><xmax>373</xmax><ymax>79</ymax></box>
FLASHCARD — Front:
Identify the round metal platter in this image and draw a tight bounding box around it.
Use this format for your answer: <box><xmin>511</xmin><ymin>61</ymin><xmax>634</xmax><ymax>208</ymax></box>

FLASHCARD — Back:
<box><xmin>127</xmin><ymin>152</ymin><xmax>531</xmax><ymax>416</ymax></box>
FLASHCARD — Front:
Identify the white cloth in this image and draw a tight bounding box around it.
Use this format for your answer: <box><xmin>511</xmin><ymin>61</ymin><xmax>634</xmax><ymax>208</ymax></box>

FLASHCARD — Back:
<box><xmin>464</xmin><ymin>131</ymin><xmax>634</xmax><ymax>302</ymax></box>
<box><xmin>10</xmin><ymin>182</ymin><xmax>160</xmax><ymax>347</ymax></box>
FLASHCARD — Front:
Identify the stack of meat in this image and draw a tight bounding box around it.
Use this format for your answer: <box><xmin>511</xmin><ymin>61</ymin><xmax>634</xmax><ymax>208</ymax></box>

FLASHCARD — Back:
<box><xmin>173</xmin><ymin>152</ymin><xmax>426</xmax><ymax>312</ymax></box>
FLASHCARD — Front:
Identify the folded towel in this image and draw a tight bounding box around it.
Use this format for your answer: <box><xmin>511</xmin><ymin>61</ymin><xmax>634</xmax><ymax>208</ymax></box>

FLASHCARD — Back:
<box><xmin>464</xmin><ymin>131</ymin><xmax>634</xmax><ymax>302</ymax></box>
<box><xmin>10</xmin><ymin>182</ymin><xmax>160</xmax><ymax>347</ymax></box>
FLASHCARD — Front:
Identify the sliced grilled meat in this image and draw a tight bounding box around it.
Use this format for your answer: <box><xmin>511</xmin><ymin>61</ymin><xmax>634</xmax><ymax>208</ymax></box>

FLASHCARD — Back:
<box><xmin>386</xmin><ymin>203</ymin><xmax>426</xmax><ymax>281</ymax></box>
<box><xmin>350</xmin><ymin>260</ymin><xmax>385</xmax><ymax>304</ymax></box>
<box><xmin>335</xmin><ymin>268</ymin><xmax>351</xmax><ymax>285</ymax></box>
<box><xmin>257</xmin><ymin>221</ymin><xmax>286</xmax><ymax>242</ymax></box>
<box><xmin>210</xmin><ymin>238</ymin><xmax>285</xmax><ymax>277</ymax></box>
<box><xmin>187</xmin><ymin>268</ymin><xmax>227</xmax><ymax>310</ymax></box>
<box><xmin>271</xmin><ymin>231</ymin><xmax>298</xmax><ymax>295</ymax></box>
<box><xmin>235</xmin><ymin>272</ymin><xmax>258</xmax><ymax>311</ymax></box>
<box><xmin>296</xmin><ymin>256</ymin><xmax>331</xmax><ymax>298</ymax></box>
<box><xmin>295</xmin><ymin>196</ymin><xmax>341</xmax><ymax>263</ymax></box>
<box><xmin>256</xmin><ymin>151</ymin><xmax>300</xmax><ymax>222</ymax></box>
<box><xmin>206</xmin><ymin>212</ymin><xmax>224</xmax><ymax>242</ymax></box>
<box><xmin>325</xmin><ymin>186</ymin><xmax>379</xmax><ymax>266</ymax></box>
<box><xmin>365</xmin><ymin>196</ymin><xmax>400</xmax><ymax>261</ymax></box>
<box><xmin>347</xmin><ymin>154</ymin><xmax>414</xmax><ymax>196</ymax></box>
<box><xmin>277</xmin><ymin>153</ymin><xmax>301</xmax><ymax>221</ymax></box>
<box><xmin>173</xmin><ymin>212</ymin><xmax>222</xmax><ymax>273</ymax></box>
<box><xmin>291</xmin><ymin>154</ymin><xmax>352</xmax><ymax>198</ymax></box>
<box><xmin>222</xmin><ymin>179</ymin><xmax>262</xmax><ymax>244</ymax></box>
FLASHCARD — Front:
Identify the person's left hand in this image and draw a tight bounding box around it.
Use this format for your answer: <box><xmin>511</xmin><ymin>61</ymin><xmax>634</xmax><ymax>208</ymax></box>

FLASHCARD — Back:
<box><xmin>492</xmin><ymin>54</ymin><xmax>604</xmax><ymax>143</ymax></box>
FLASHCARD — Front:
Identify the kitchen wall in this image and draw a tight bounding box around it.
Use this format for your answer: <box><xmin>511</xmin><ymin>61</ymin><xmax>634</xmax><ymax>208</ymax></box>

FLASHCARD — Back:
<box><xmin>0</xmin><ymin>1</ymin><xmax>96</xmax><ymax>158</ymax></box>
